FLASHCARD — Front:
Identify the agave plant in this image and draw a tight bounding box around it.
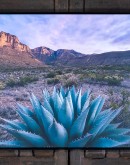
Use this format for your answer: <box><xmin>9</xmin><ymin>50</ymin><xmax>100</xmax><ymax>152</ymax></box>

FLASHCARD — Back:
<box><xmin>0</xmin><ymin>86</ymin><xmax>130</xmax><ymax>148</ymax></box>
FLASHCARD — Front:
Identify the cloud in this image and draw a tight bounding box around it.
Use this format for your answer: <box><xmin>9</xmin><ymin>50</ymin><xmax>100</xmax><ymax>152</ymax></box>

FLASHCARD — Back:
<box><xmin>0</xmin><ymin>14</ymin><xmax>130</xmax><ymax>54</ymax></box>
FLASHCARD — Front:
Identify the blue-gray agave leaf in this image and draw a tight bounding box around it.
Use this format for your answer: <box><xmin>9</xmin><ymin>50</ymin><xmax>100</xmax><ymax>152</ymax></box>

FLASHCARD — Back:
<box><xmin>66</xmin><ymin>91</ymin><xmax>74</xmax><ymax>121</ymax></box>
<box><xmin>0</xmin><ymin>125</ymin><xmax>47</xmax><ymax>147</ymax></box>
<box><xmin>70</xmin><ymin>86</ymin><xmax>77</xmax><ymax>110</ymax></box>
<box><xmin>41</xmin><ymin>106</ymin><xmax>53</xmax><ymax>131</ymax></box>
<box><xmin>86</xmin><ymin>96</ymin><xmax>102</xmax><ymax>128</ymax></box>
<box><xmin>88</xmin><ymin>109</ymin><xmax>113</xmax><ymax>138</ymax></box>
<box><xmin>69</xmin><ymin>133</ymin><xmax>92</xmax><ymax>147</ymax></box>
<box><xmin>70</xmin><ymin>107</ymin><xmax>89</xmax><ymax>140</ymax></box>
<box><xmin>108</xmin><ymin>135</ymin><xmax>130</xmax><ymax>144</ymax></box>
<box><xmin>76</xmin><ymin>88</ymin><xmax>82</xmax><ymax>116</ymax></box>
<box><xmin>81</xmin><ymin>95</ymin><xmax>91</xmax><ymax>112</ymax></box>
<box><xmin>58</xmin><ymin>97</ymin><xmax>73</xmax><ymax>130</ymax></box>
<box><xmin>16</xmin><ymin>110</ymin><xmax>42</xmax><ymax>135</ymax></box>
<box><xmin>53</xmin><ymin>92</ymin><xmax>62</xmax><ymax>119</ymax></box>
<box><xmin>43</xmin><ymin>97</ymin><xmax>54</xmax><ymax>116</ymax></box>
<box><xmin>90</xmin><ymin>137</ymin><xmax>123</xmax><ymax>148</ymax></box>
<box><xmin>29</xmin><ymin>93</ymin><xmax>43</xmax><ymax>127</ymax></box>
<box><xmin>101</xmin><ymin>128</ymin><xmax>130</xmax><ymax>137</ymax></box>
<box><xmin>48</xmin><ymin>120</ymin><xmax>68</xmax><ymax>147</ymax></box>
<box><xmin>0</xmin><ymin>140</ymin><xmax>29</xmax><ymax>148</ymax></box>
<box><xmin>95</xmin><ymin>97</ymin><xmax>105</xmax><ymax>117</ymax></box>
<box><xmin>97</xmin><ymin>108</ymin><xmax>122</xmax><ymax>136</ymax></box>
<box><xmin>43</xmin><ymin>88</ymin><xmax>50</xmax><ymax>102</ymax></box>
<box><xmin>81</xmin><ymin>89</ymin><xmax>91</xmax><ymax>108</ymax></box>
<box><xmin>0</xmin><ymin>117</ymin><xmax>27</xmax><ymax>131</ymax></box>
<box><xmin>17</xmin><ymin>103</ymin><xmax>34</xmax><ymax>118</ymax></box>
<box><xmin>60</xmin><ymin>86</ymin><xmax>66</xmax><ymax>98</ymax></box>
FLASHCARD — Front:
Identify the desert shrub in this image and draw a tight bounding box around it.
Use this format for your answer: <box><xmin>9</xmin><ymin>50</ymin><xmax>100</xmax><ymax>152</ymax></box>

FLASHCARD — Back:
<box><xmin>0</xmin><ymin>81</ymin><xmax>6</xmax><ymax>90</ymax></box>
<box><xmin>104</xmin><ymin>75</ymin><xmax>122</xmax><ymax>86</ymax></box>
<box><xmin>6</xmin><ymin>79</ymin><xmax>17</xmax><ymax>87</ymax></box>
<box><xmin>63</xmin><ymin>76</ymin><xmax>78</xmax><ymax>88</ymax></box>
<box><xmin>56</xmin><ymin>73</ymin><xmax>79</xmax><ymax>88</ymax></box>
<box><xmin>80</xmin><ymin>71</ymin><xmax>123</xmax><ymax>86</ymax></box>
<box><xmin>64</xmin><ymin>68</ymin><xmax>73</xmax><ymax>73</ymax></box>
<box><xmin>107</xmin><ymin>79</ymin><xmax>120</xmax><ymax>86</ymax></box>
<box><xmin>47</xmin><ymin>78</ymin><xmax>60</xmax><ymax>85</ymax></box>
<box><xmin>56</xmin><ymin>70</ymin><xmax>63</xmax><ymax>75</ymax></box>
<box><xmin>121</xmin><ymin>90</ymin><xmax>130</xmax><ymax>105</ymax></box>
<box><xmin>6</xmin><ymin>76</ymin><xmax>38</xmax><ymax>87</ymax></box>
<box><xmin>109</xmin><ymin>102</ymin><xmax>119</xmax><ymax>109</ymax></box>
<box><xmin>18</xmin><ymin>76</ymin><xmax>38</xmax><ymax>86</ymax></box>
<box><xmin>45</xmin><ymin>72</ymin><xmax>56</xmax><ymax>78</ymax></box>
<box><xmin>64</xmin><ymin>79</ymin><xmax>78</xmax><ymax>88</ymax></box>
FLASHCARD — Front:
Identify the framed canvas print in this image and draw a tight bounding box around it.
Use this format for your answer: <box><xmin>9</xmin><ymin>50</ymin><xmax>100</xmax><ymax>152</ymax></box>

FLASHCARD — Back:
<box><xmin>0</xmin><ymin>14</ymin><xmax>130</xmax><ymax>149</ymax></box>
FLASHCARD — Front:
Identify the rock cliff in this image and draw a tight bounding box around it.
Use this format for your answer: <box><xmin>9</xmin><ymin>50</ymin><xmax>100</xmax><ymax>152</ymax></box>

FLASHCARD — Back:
<box><xmin>0</xmin><ymin>31</ymin><xmax>31</xmax><ymax>53</ymax></box>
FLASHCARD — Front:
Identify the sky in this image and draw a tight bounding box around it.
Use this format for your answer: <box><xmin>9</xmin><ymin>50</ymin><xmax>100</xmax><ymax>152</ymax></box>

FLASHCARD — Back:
<box><xmin>0</xmin><ymin>14</ymin><xmax>130</xmax><ymax>54</ymax></box>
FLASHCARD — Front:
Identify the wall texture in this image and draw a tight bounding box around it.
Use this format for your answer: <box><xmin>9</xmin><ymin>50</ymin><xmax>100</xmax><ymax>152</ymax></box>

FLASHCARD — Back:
<box><xmin>0</xmin><ymin>150</ymin><xmax>68</xmax><ymax>165</ymax></box>
<box><xmin>0</xmin><ymin>0</ymin><xmax>130</xmax><ymax>12</ymax></box>
<box><xmin>1</xmin><ymin>149</ymin><xmax>130</xmax><ymax>164</ymax></box>
<box><xmin>0</xmin><ymin>0</ymin><xmax>130</xmax><ymax>164</ymax></box>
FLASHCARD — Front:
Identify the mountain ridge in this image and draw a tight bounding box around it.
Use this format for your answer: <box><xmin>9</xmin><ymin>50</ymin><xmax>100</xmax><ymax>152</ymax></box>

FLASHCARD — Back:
<box><xmin>0</xmin><ymin>31</ymin><xmax>130</xmax><ymax>67</ymax></box>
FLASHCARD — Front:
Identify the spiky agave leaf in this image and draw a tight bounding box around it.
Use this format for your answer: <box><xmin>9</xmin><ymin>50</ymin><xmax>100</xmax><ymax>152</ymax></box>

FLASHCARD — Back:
<box><xmin>0</xmin><ymin>125</ymin><xmax>48</xmax><ymax>147</ymax></box>
<box><xmin>76</xmin><ymin>88</ymin><xmax>82</xmax><ymax>116</ymax></box>
<box><xmin>58</xmin><ymin>98</ymin><xmax>73</xmax><ymax>131</ymax></box>
<box><xmin>17</xmin><ymin>103</ymin><xmax>34</xmax><ymax>118</ymax></box>
<box><xmin>68</xmin><ymin>133</ymin><xmax>92</xmax><ymax>147</ymax></box>
<box><xmin>16</xmin><ymin>110</ymin><xmax>43</xmax><ymax>136</ymax></box>
<box><xmin>70</xmin><ymin>107</ymin><xmax>89</xmax><ymax>140</ymax></box>
<box><xmin>48</xmin><ymin>120</ymin><xmax>68</xmax><ymax>147</ymax></box>
<box><xmin>66</xmin><ymin>91</ymin><xmax>74</xmax><ymax>121</ymax></box>
<box><xmin>81</xmin><ymin>89</ymin><xmax>91</xmax><ymax>108</ymax></box>
<box><xmin>0</xmin><ymin>140</ymin><xmax>30</xmax><ymax>148</ymax></box>
<box><xmin>43</xmin><ymin>97</ymin><xmax>54</xmax><ymax>116</ymax></box>
<box><xmin>0</xmin><ymin>86</ymin><xmax>130</xmax><ymax>148</ymax></box>
<box><xmin>0</xmin><ymin>117</ymin><xmax>28</xmax><ymax>131</ymax></box>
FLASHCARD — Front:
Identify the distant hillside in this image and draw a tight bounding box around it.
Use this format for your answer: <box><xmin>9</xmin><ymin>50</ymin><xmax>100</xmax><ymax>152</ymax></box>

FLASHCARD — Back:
<box><xmin>0</xmin><ymin>31</ymin><xmax>130</xmax><ymax>68</ymax></box>
<box><xmin>31</xmin><ymin>46</ymin><xmax>130</xmax><ymax>66</ymax></box>
<box><xmin>55</xmin><ymin>50</ymin><xmax>130</xmax><ymax>67</ymax></box>
<box><xmin>31</xmin><ymin>47</ymin><xmax>86</xmax><ymax>64</ymax></box>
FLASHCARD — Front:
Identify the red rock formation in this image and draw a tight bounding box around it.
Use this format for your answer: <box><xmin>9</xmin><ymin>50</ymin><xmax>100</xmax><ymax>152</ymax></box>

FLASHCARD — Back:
<box><xmin>0</xmin><ymin>31</ymin><xmax>31</xmax><ymax>53</ymax></box>
<box><xmin>32</xmin><ymin>46</ymin><xmax>54</xmax><ymax>56</ymax></box>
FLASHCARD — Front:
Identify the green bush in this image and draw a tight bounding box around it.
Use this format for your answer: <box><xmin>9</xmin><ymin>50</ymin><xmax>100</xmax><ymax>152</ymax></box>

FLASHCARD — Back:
<box><xmin>45</xmin><ymin>72</ymin><xmax>56</xmax><ymax>78</ymax></box>
<box><xmin>47</xmin><ymin>78</ymin><xmax>60</xmax><ymax>85</ymax></box>
<box><xmin>104</xmin><ymin>76</ymin><xmax>122</xmax><ymax>86</ymax></box>
<box><xmin>6</xmin><ymin>79</ymin><xmax>17</xmax><ymax>87</ymax></box>
<box><xmin>6</xmin><ymin>76</ymin><xmax>39</xmax><ymax>87</ymax></box>
<box><xmin>80</xmin><ymin>71</ymin><xmax>122</xmax><ymax>86</ymax></box>
<box><xmin>56</xmin><ymin>70</ymin><xmax>63</xmax><ymax>75</ymax></box>
<box><xmin>64</xmin><ymin>78</ymin><xmax>78</xmax><ymax>88</ymax></box>
<box><xmin>0</xmin><ymin>81</ymin><xmax>6</xmax><ymax>90</ymax></box>
<box><xmin>19</xmin><ymin>76</ymin><xmax>39</xmax><ymax>86</ymax></box>
<box><xmin>107</xmin><ymin>78</ymin><xmax>121</xmax><ymax>86</ymax></box>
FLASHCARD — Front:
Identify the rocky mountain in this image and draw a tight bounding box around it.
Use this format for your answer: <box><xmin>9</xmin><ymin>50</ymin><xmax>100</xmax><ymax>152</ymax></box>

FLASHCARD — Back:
<box><xmin>31</xmin><ymin>47</ymin><xmax>86</xmax><ymax>64</ymax></box>
<box><xmin>31</xmin><ymin>46</ymin><xmax>55</xmax><ymax>63</ymax></box>
<box><xmin>0</xmin><ymin>31</ymin><xmax>31</xmax><ymax>53</ymax></box>
<box><xmin>55</xmin><ymin>50</ymin><xmax>130</xmax><ymax>67</ymax></box>
<box><xmin>0</xmin><ymin>31</ymin><xmax>43</xmax><ymax>68</ymax></box>
<box><xmin>0</xmin><ymin>31</ymin><xmax>130</xmax><ymax>68</ymax></box>
<box><xmin>32</xmin><ymin>46</ymin><xmax>130</xmax><ymax>66</ymax></box>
